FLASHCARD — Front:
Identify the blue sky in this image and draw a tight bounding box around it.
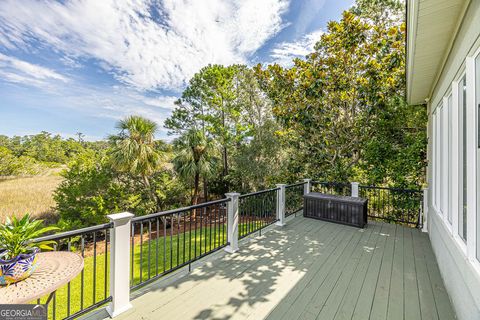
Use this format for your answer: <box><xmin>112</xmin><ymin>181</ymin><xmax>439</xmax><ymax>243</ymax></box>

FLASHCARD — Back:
<box><xmin>0</xmin><ymin>0</ymin><xmax>353</xmax><ymax>141</ymax></box>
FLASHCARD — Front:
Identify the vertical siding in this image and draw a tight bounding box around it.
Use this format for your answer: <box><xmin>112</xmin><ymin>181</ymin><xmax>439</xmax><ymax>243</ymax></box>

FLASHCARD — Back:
<box><xmin>427</xmin><ymin>1</ymin><xmax>480</xmax><ymax>319</ymax></box>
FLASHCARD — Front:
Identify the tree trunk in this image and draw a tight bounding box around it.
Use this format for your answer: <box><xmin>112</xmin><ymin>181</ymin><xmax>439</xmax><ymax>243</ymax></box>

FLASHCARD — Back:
<box><xmin>193</xmin><ymin>172</ymin><xmax>200</xmax><ymax>205</ymax></box>
<box><xmin>192</xmin><ymin>172</ymin><xmax>200</xmax><ymax>219</ymax></box>
<box><xmin>203</xmin><ymin>178</ymin><xmax>208</xmax><ymax>202</ymax></box>
<box><xmin>221</xmin><ymin>109</ymin><xmax>229</xmax><ymax>177</ymax></box>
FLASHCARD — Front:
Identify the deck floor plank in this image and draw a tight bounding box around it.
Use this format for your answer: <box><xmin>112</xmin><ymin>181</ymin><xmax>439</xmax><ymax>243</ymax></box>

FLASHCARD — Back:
<box><xmin>370</xmin><ymin>223</ymin><xmax>397</xmax><ymax>320</ymax></box>
<box><xmin>350</xmin><ymin>222</ymin><xmax>393</xmax><ymax>320</ymax></box>
<box><xmin>296</xmin><ymin>226</ymin><xmax>370</xmax><ymax>320</ymax></box>
<box><xmin>315</xmin><ymin>222</ymin><xmax>382</xmax><ymax>320</ymax></box>
<box><xmin>413</xmin><ymin>227</ymin><xmax>439</xmax><ymax>320</ymax></box>
<box><xmin>403</xmin><ymin>226</ymin><xmax>422</xmax><ymax>320</ymax></box>
<box><xmin>261</xmin><ymin>222</ymin><xmax>352</xmax><ymax>320</ymax></box>
<box><xmin>332</xmin><ymin>222</ymin><xmax>386</xmax><ymax>320</ymax></box>
<box><xmin>415</xmin><ymin>231</ymin><xmax>456</xmax><ymax>320</ymax></box>
<box><xmin>386</xmin><ymin>223</ymin><xmax>404</xmax><ymax>320</ymax></box>
<box><xmin>276</xmin><ymin>223</ymin><xmax>359</xmax><ymax>320</ymax></box>
<box><xmin>106</xmin><ymin>216</ymin><xmax>455</xmax><ymax>320</ymax></box>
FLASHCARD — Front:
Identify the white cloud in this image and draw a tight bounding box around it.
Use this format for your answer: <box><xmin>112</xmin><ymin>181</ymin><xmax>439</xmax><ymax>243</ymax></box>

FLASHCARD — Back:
<box><xmin>141</xmin><ymin>96</ymin><xmax>178</xmax><ymax>111</ymax></box>
<box><xmin>270</xmin><ymin>29</ymin><xmax>324</xmax><ymax>66</ymax></box>
<box><xmin>0</xmin><ymin>0</ymin><xmax>289</xmax><ymax>91</ymax></box>
<box><xmin>0</xmin><ymin>53</ymin><xmax>68</xmax><ymax>87</ymax></box>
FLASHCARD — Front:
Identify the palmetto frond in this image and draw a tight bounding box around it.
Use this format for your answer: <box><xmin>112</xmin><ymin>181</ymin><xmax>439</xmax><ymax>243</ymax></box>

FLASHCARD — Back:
<box><xmin>173</xmin><ymin>130</ymin><xmax>219</xmax><ymax>182</ymax></box>
<box><xmin>110</xmin><ymin>116</ymin><xmax>163</xmax><ymax>178</ymax></box>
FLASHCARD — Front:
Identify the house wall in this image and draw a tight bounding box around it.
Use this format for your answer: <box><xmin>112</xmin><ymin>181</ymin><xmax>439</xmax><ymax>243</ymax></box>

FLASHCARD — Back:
<box><xmin>427</xmin><ymin>1</ymin><xmax>480</xmax><ymax>319</ymax></box>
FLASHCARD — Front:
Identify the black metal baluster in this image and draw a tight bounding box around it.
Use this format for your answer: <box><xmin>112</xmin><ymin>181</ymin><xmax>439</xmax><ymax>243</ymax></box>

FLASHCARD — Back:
<box><xmin>148</xmin><ymin>220</ymin><xmax>152</xmax><ymax>280</ymax></box>
<box><xmin>183</xmin><ymin>212</ymin><xmax>186</xmax><ymax>264</ymax></box>
<box><xmin>204</xmin><ymin>207</ymin><xmax>207</xmax><ymax>253</ymax></box>
<box><xmin>177</xmin><ymin>212</ymin><xmax>180</xmax><ymax>267</ymax></box>
<box><xmin>213</xmin><ymin>203</ymin><xmax>218</xmax><ymax>247</ymax></box>
<box><xmin>156</xmin><ymin>218</ymin><xmax>159</xmax><ymax>276</ymax></box>
<box><xmin>53</xmin><ymin>243</ymin><xmax>58</xmax><ymax>320</ymax></box>
<box><xmin>222</xmin><ymin>204</ymin><xmax>226</xmax><ymax>244</ymax></box>
<box><xmin>209</xmin><ymin>206</ymin><xmax>213</xmax><ymax>251</ymax></box>
<box><xmin>140</xmin><ymin>223</ymin><xmax>143</xmax><ymax>284</ymax></box>
<box><xmin>199</xmin><ymin>207</ymin><xmax>203</xmax><ymax>255</ymax></box>
<box><xmin>80</xmin><ymin>235</ymin><xmax>85</xmax><ymax>311</ymax></box>
<box><xmin>194</xmin><ymin>209</ymin><xmax>198</xmax><ymax>259</ymax></box>
<box><xmin>189</xmin><ymin>210</ymin><xmax>192</xmax><ymax>263</ymax></box>
<box><xmin>104</xmin><ymin>229</ymin><xmax>108</xmax><ymax>300</ymax></box>
<box><xmin>163</xmin><ymin>218</ymin><xmax>167</xmax><ymax>273</ymax></box>
<box><xmin>67</xmin><ymin>238</ymin><xmax>71</xmax><ymax>317</ymax></box>
<box><xmin>170</xmin><ymin>215</ymin><xmax>173</xmax><ymax>270</ymax></box>
<box><xmin>93</xmin><ymin>231</ymin><xmax>97</xmax><ymax>304</ymax></box>
<box><xmin>131</xmin><ymin>224</ymin><xmax>135</xmax><ymax>287</ymax></box>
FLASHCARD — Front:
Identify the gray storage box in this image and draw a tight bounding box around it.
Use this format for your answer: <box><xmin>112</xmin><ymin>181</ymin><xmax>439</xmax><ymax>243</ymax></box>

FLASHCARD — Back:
<box><xmin>303</xmin><ymin>192</ymin><xmax>368</xmax><ymax>228</ymax></box>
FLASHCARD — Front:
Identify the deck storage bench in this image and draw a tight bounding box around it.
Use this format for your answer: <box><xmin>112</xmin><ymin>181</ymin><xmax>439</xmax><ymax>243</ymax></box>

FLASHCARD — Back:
<box><xmin>303</xmin><ymin>192</ymin><xmax>368</xmax><ymax>228</ymax></box>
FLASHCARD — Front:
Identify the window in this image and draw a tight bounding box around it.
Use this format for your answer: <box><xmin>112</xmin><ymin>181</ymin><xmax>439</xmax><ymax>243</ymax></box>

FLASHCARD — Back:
<box><xmin>476</xmin><ymin>53</ymin><xmax>480</xmax><ymax>261</ymax></box>
<box><xmin>459</xmin><ymin>75</ymin><xmax>467</xmax><ymax>242</ymax></box>
<box><xmin>432</xmin><ymin>110</ymin><xmax>438</xmax><ymax>209</ymax></box>
<box><xmin>435</xmin><ymin>106</ymin><xmax>442</xmax><ymax>212</ymax></box>
<box><xmin>441</xmin><ymin>104</ymin><xmax>448</xmax><ymax>216</ymax></box>
<box><xmin>447</xmin><ymin>94</ymin><xmax>453</xmax><ymax>224</ymax></box>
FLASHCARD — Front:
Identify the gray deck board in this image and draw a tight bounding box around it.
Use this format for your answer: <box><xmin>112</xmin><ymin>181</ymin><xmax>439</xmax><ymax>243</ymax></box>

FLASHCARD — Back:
<box><xmin>332</xmin><ymin>222</ymin><xmax>383</xmax><ymax>320</ymax></box>
<box><xmin>108</xmin><ymin>216</ymin><xmax>455</xmax><ymax>320</ymax></box>
<box><xmin>386</xmin><ymin>223</ymin><xmax>404</xmax><ymax>320</ymax></box>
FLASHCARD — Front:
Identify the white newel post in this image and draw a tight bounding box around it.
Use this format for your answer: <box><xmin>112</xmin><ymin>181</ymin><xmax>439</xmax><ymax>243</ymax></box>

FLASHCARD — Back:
<box><xmin>225</xmin><ymin>193</ymin><xmax>240</xmax><ymax>253</ymax></box>
<box><xmin>276</xmin><ymin>184</ymin><xmax>286</xmax><ymax>226</ymax></box>
<box><xmin>351</xmin><ymin>182</ymin><xmax>359</xmax><ymax>197</ymax></box>
<box><xmin>106</xmin><ymin>212</ymin><xmax>134</xmax><ymax>318</ymax></box>
<box><xmin>422</xmin><ymin>188</ymin><xmax>428</xmax><ymax>233</ymax></box>
<box><xmin>303</xmin><ymin>179</ymin><xmax>311</xmax><ymax>195</ymax></box>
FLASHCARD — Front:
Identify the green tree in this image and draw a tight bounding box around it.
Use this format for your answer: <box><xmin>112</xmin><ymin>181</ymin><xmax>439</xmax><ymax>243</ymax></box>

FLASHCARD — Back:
<box><xmin>166</xmin><ymin>65</ymin><xmax>243</xmax><ymax>191</ymax></box>
<box><xmin>257</xmin><ymin>5</ymin><xmax>425</xmax><ymax>187</ymax></box>
<box><xmin>228</xmin><ymin>66</ymin><xmax>286</xmax><ymax>191</ymax></box>
<box><xmin>109</xmin><ymin>116</ymin><xmax>164</xmax><ymax>209</ymax></box>
<box><xmin>54</xmin><ymin>150</ymin><xmax>124</xmax><ymax>229</ymax></box>
<box><xmin>173</xmin><ymin>130</ymin><xmax>219</xmax><ymax>206</ymax></box>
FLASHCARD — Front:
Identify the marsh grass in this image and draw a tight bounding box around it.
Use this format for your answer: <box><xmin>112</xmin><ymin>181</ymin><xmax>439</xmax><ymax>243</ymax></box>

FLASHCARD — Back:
<box><xmin>0</xmin><ymin>175</ymin><xmax>63</xmax><ymax>223</ymax></box>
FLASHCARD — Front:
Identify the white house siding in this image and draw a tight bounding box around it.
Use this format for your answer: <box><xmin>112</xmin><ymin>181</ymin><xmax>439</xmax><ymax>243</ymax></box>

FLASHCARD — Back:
<box><xmin>427</xmin><ymin>1</ymin><xmax>480</xmax><ymax>319</ymax></box>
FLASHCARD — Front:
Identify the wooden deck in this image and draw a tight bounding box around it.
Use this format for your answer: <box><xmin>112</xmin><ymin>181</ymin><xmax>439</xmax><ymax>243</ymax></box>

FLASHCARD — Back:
<box><xmin>109</xmin><ymin>216</ymin><xmax>456</xmax><ymax>320</ymax></box>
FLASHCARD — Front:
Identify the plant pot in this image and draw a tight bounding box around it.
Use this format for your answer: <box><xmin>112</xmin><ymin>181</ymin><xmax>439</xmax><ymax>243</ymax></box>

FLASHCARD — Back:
<box><xmin>0</xmin><ymin>248</ymin><xmax>39</xmax><ymax>285</ymax></box>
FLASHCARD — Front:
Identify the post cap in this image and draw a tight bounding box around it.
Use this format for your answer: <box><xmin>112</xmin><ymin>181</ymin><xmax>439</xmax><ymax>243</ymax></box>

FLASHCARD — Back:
<box><xmin>351</xmin><ymin>182</ymin><xmax>360</xmax><ymax>185</ymax></box>
<box><xmin>303</xmin><ymin>178</ymin><xmax>312</xmax><ymax>182</ymax></box>
<box><xmin>225</xmin><ymin>192</ymin><xmax>241</xmax><ymax>198</ymax></box>
<box><xmin>107</xmin><ymin>212</ymin><xmax>134</xmax><ymax>222</ymax></box>
<box><xmin>276</xmin><ymin>184</ymin><xmax>287</xmax><ymax>187</ymax></box>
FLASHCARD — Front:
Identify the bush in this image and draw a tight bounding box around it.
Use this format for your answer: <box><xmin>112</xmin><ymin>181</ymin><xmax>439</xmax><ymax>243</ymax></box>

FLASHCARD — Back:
<box><xmin>0</xmin><ymin>147</ymin><xmax>43</xmax><ymax>176</ymax></box>
<box><xmin>54</xmin><ymin>150</ymin><xmax>190</xmax><ymax>229</ymax></box>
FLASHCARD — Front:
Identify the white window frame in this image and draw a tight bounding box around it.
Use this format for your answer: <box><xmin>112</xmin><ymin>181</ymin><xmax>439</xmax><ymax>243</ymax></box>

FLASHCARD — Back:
<box><xmin>466</xmin><ymin>48</ymin><xmax>479</xmax><ymax>270</ymax></box>
<box><xmin>432</xmin><ymin>109</ymin><xmax>438</xmax><ymax>211</ymax></box>
<box><xmin>446</xmin><ymin>93</ymin><xmax>453</xmax><ymax>226</ymax></box>
<box><xmin>455</xmin><ymin>73</ymin><xmax>467</xmax><ymax>246</ymax></box>
<box><xmin>435</xmin><ymin>104</ymin><xmax>442</xmax><ymax>214</ymax></box>
<box><xmin>440</xmin><ymin>100</ymin><xmax>449</xmax><ymax>219</ymax></box>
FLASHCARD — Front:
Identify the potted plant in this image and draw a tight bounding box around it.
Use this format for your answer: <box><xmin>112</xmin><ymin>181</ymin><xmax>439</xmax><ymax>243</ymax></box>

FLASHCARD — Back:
<box><xmin>0</xmin><ymin>214</ymin><xmax>59</xmax><ymax>285</ymax></box>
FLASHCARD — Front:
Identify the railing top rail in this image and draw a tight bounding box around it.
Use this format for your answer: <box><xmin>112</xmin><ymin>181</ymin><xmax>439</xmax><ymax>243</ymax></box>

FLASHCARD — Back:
<box><xmin>132</xmin><ymin>198</ymin><xmax>231</xmax><ymax>222</ymax></box>
<box><xmin>286</xmin><ymin>181</ymin><xmax>307</xmax><ymax>188</ymax></box>
<box><xmin>239</xmin><ymin>187</ymin><xmax>279</xmax><ymax>199</ymax></box>
<box><xmin>33</xmin><ymin>222</ymin><xmax>113</xmax><ymax>242</ymax></box>
<box><xmin>358</xmin><ymin>185</ymin><xmax>423</xmax><ymax>193</ymax></box>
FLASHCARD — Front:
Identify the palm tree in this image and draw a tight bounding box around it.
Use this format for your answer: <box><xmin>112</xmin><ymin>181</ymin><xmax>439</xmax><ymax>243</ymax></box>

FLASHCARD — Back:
<box><xmin>109</xmin><ymin>116</ymin><xmax>163</xmax><ymax>206</ymax></box>
<box><xmin>173</xmin><ymin>129</ymin><xmax>218</xmax><ymax>206</ymax></box>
